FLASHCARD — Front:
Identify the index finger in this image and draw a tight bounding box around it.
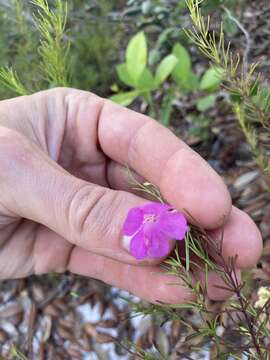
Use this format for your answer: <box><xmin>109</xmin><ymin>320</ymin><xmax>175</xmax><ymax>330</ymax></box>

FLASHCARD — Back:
<box><xmin>98</xmin><ymin>100</ymin><xmax>231</xmax><ymax>229</ymax></box>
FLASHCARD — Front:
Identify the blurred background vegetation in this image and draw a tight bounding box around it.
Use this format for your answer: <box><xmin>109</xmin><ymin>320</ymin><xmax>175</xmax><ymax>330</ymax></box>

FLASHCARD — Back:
<box><xmin>0</xmin><ymin>0</ymin><xmax>241</xmax><ymax>97</ymax></box>
<box><xmin>0</xmin><ymin>0</ymin><xmax>251</xmax><ymax>141</ymax></box>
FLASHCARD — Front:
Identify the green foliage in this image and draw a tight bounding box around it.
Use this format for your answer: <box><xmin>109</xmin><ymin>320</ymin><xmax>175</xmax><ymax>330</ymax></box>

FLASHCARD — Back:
<box><xmin>199</xmin><ymin>66</ymin><xmax>225</xmax><ymax>91</ymax></box>
<box><xmin>122</xmin><ymin>178</ymin><xmax>270</xmax><ymax>359</ymax></box>
<box><xmin>112</xmin><ymin>32</ymin><xmax>222</xmax><ymax>133</ymax></box>
<box><xmin>126</xmin><ymin>31</ymin><xmax>148</xmax><ymax>85</ymax></box>
<box><xmin>32</xmin><ymin>0</ymin><xmax>70</xmax><ymax>87</ymax></box>
<box><xmin>68</xmin><ymin>1</ymin><xmax>124</xmax><ymax>95</ymax></box>
<box><xmin>160</xmin><ymin>88</ymin><xmax>175</xmax><ymax>126</ymax></box>
<box><xmin>196</xmin><ymin>94</ymin><xmax>217</xmax><ymax>111</ymax></box>
<box><xmin>0</xmin><ymin>0</ymin><xmax>69</xmax><ymax>95</ymax></box>
<box><xmin>121</xmin><ymin>338</ymin><xmax>167</xmax><ymax>360</ymax></box>
<box><xmin>171</xmin><ymin>42</ymin><xmax>197</xmax><ymax>91</ymax></box>
<box><xmin>155</xmin><ymin>54</ymin><xmax>178</xmax><ymax>86</ymax></box>
<box><xmin>110</xmin><ymin>90</ymin><xmax>141</xmax><ymax>107</ymax></box>
<box><xmin>186</xmin><ymin>0</ymin><xmax>270</xmax><ymax>179</ymax></box>
<box><xmin>0</xmin><ymin>1</ymin><xmax>37</xmax><ymax>96</ymax></box>
<box><xmin>111</xmin><ymin>31</ymin><xmax>179</xmax><ymax>116</ymax></box>
<box><xmin>0</xmin><ymin>0</ymin><xmax>124</xmax><ymax>97</ymax></box>
<box><xmin>0</xmin><ymin>68</ymin><xmax>27</xmax><ymax>96</ymax></box>
<box><xmin>10</xmin><ymin>345</ymin><xmax>29</xmax><ymax>360</ymax></box>
<box><xmin>131</xmin><ymin>215</ymin><xmax>270</xmax><ymax>358</ymax></box>
<box><xmin>189</xmin><ymin>114</ymin><xmax>213</xmax><ymax>141</ymax></box>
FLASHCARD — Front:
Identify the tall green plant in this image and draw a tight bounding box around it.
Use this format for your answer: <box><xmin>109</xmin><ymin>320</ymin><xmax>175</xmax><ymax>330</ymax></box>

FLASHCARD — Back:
<box><xmin>31</xmin><ymin>0</ymin><xmax>70</xmax><ymax>87</ymax></box>
<box><xmin>0</xmin><ymin>0</ymin><xmax>70</xmax><ymax>95</ymax></box>
<box><xmin>185</xmin><ymin>0</ymin><xmax>270</xmax><ymax>179</ymax></box>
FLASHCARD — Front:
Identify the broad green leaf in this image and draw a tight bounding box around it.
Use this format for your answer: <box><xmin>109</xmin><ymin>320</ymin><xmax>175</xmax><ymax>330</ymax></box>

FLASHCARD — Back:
<box><xmin>196</xmin><ymin>94</ymin><xmax>217</xmax><ymax>112</ymax></box>
<box><xmin>126</xmin><ymin>31</ymin><xmax>147</xmax><ymax>85</ymax></box>
<box><xmin>116</xmin><ymin>63</ymin><xmax>135</xmax><ymax>87</ymax></box>
<box><xmin>172</xmin><ymin>43</ymin><xmax>192</xmax><ymax>87</ymax></box>
<box><xmin>137</xmin><ymin>68</ymin><xmax>156</xmax><ymax>90</ymax></box>
<box><xmin>110</xmin><ymin>91</ymin><xmax>139</xmax><ymax>106</ymax></box>
<box><xmin>174</xmin><ymin>70</ymin><xmax>199</xmax><ymax>93</ymax></box>
<box><xmin>199</xmin><ymin>66</ymin><xmax>225</xmax><ymax>91</ymax></box>
<box><xmin>155</xmin><ymin>54</ymin><xmax>178</xmax><ymax>86</ymax></box>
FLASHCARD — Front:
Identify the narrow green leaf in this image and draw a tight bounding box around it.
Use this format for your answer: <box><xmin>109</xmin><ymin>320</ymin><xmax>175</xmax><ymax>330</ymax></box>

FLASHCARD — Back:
<box><xmin>160</xmin><ymin>89</ymin><xmax>174</xmax><ymax>126</ymax></box>
<box><xmin>126</xmin><ymin>31</ymin><xmax>147</xmax><ymax>85</ymax></box>
<box><xmin>116</xmin><ymin>63</ymin><xmax>135</xmax><ymax>87</ymax></box>
<box><xmin>110</xmin><ymin>91</ymin><xmax>139</xmax><ymax>106</ymax></box>
<box><xmin>185</xmin><ymin>232</ymin><xmax>190</xmax><ymax>272</ymax></box>
<box><xmin>196</xmin><ymin>94</ymin><xmax>216</xmax><ymax>112</ymax></box>
<box><xmin>0</xmin><ymin>67</ymin><xmax>28</xmax><ymax>96</ymax></box>
<box><xmin>199</xmin><ymin>66</ymin><xmax>225</xmax><ymax>91</ymax></box>
<box><xmin>155</xmin><ymin>54</ymin><xmax>178</xmax><ymax>86</ymax></box>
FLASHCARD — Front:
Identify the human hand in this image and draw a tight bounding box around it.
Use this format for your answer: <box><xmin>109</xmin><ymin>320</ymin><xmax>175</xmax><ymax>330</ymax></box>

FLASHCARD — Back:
<box><xmin>0</xmin><ymin>88</ymin><xmax>262</xmax><ymax>303</ymax></box>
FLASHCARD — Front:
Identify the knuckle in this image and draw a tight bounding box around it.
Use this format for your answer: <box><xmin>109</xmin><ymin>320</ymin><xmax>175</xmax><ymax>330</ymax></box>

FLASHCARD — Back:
<box><xmin>67</xmin><ymin>184</ymin><xmax>125</xmax><ymax>248</ymax></box>
<box><xmin>63</xmin><ymin>88</ymin><xmax>103</xmax><ymax>113</ymax></box>
<box><xmin>127</xmin><ymin>121</ymin><xmax>151</xmax><ymax>164</ymax></box>
<box><xmin>67</xmin><ymin>184</ymin><xmax>108</xmax><ymax>242</ymax></box>
<box><xmin>48</xmin><ymin>87</ymin><xmax>70</xmax><ymax>96</ymax></box>
<box><xmin>90</xmin><ymin>190</ymin><xmax>126</xmax><ymax>240</ymax></box>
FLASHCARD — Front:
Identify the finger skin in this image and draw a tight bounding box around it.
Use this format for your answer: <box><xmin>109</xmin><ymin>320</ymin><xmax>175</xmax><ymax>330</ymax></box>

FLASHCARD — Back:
<box><xmin>67</xmin><ymin>246</ymin><xmax>194</xmax><ymax>304</ymax></box>
<box><xmin>32</xmin><ymin>227</ymin><xmax>240</xmax><ymax>303</ymax></box>
<box><xmin>32</xmin><ymin>227</ymin><xmax>239</xmax><ymax>303</ymax></box>
<box><xmin>106</xmin><ymin>163</ymin><xmax>263</xmax><ymax>270</ymax></box>
<box><xmin>209</xmin><ymin>207</ymin><xmax>263</xmax><ymax>269</ymax></box>
<box><xmin>107</xmin><ymin>161</ymin><xmax>146</xmax><ymax>193</ymax></box>
<box><xmin>98</xmin><ymin>99</ymin><xmax>232</xmax><ymax>229</ymax></box>
<box><xmin>0</xmin><ymin>88</ymin><xmax>231</xmax><ymax>231</ymax></box>
<box><xmin>0</xmin><ymin>126</ymin><xmax>175</xmax><ymax>266</ymax></box>
<box><xmin>67</xmin><ymin>245</ymin><xmax>240</xmax><ymax>303</ymax></box>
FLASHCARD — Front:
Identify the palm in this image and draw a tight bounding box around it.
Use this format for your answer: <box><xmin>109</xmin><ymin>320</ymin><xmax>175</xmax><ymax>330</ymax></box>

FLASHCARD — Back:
<box><xmin>0</xmin><ymin>89</ymin><xmax>109</xmax><ymax>279</ymax></box>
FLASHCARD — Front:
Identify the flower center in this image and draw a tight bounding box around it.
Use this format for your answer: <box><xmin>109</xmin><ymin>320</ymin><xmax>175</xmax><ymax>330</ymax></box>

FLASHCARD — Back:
<box><xmin>143</xmin><ymin>214</ymin><xmax>158</xmax><ymax>223</ymax></box>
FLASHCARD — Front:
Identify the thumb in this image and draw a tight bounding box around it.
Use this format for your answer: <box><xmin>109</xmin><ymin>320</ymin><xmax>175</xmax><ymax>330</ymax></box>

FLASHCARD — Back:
<box><xmin>0</xmin><ymin>127</ymin><xmax>149</xmax><ymax>263</ymax></box>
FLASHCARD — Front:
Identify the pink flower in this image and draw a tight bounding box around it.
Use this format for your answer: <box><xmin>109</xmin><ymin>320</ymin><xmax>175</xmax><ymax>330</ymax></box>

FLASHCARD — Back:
<box><xmin>123</xmin><ymin>202</ymin><xmax>188</xmax><ymax>260</ymax></box>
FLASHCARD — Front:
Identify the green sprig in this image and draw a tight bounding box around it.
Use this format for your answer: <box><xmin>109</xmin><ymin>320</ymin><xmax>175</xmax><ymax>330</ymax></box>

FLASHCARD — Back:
<box><xmin>31</xmin><ymin>0</ymin><xmax>70</xmax><ymax>87</ymax></box>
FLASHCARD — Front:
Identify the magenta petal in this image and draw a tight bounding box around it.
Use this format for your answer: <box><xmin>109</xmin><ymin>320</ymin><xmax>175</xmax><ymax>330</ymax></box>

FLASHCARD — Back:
<box><xmin>123</xmin><ymin>207</ymin><xmax>144</xmax><ymax>236</ymax></box>
<box><xmin>130</xmin><ymin>229</ymin><xmax>147</xmax><ymax>260</ymax></box>
<box><xmin>159</xmin><ymin>211</ymin><xmax>188</xmax><ymax>240</ymax></box>
<box><xmin>142</xmin><ymin>202</ymin><xmax>170</xmax><ymax>216</ymax></box>
<box><xmin>147</xmin><ymin>232</ymin><xmax>170</xmax><ymax>258</ymax></box>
